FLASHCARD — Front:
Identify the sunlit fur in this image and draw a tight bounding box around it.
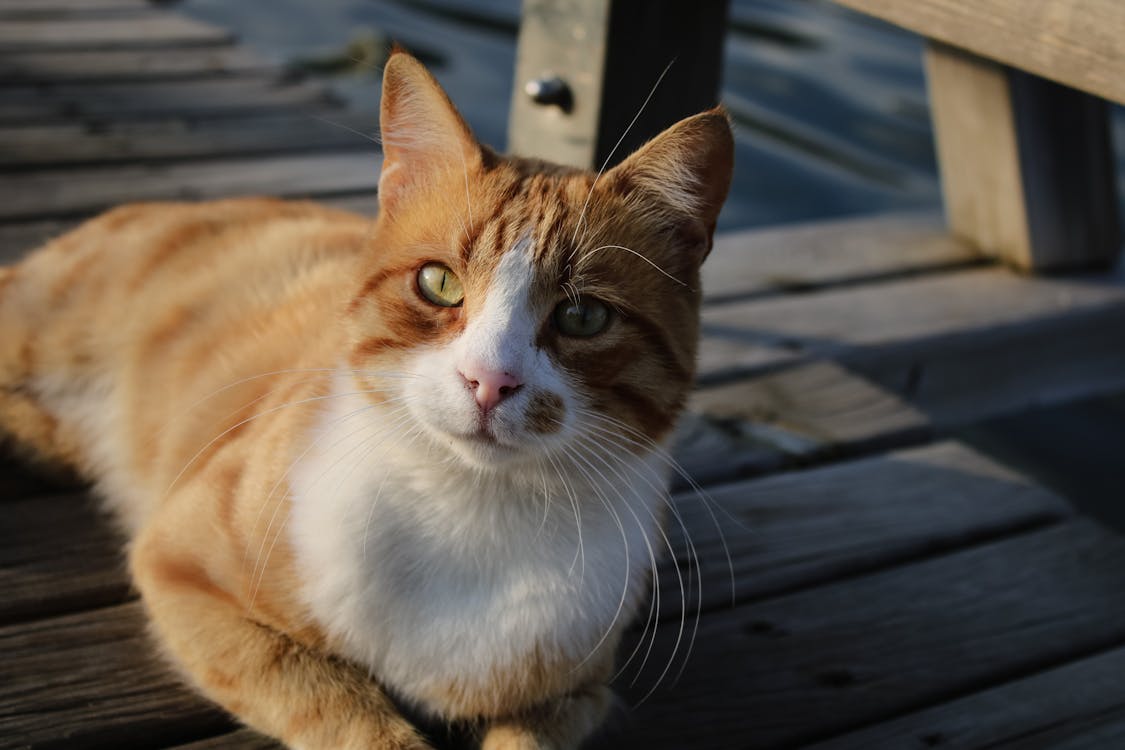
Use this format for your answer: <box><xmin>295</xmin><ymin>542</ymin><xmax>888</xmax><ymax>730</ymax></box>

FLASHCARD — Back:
<box><xmin>0</xmin><ymin>52</ymin><xmax>732</xmax><ymax>750</ymax></box>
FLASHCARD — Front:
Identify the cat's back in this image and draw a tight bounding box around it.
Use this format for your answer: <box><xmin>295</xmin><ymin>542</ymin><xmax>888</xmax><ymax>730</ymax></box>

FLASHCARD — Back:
<box><xmin>1</xmin><ymin>197</ymin><xmax>375</xmax><ymax>510</ymax></box>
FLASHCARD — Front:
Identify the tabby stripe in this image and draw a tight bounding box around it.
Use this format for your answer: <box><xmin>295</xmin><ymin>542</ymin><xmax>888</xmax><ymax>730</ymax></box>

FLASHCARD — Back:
<box><xmin>607</xmin><ymin>382</ymin><xmax>675</xmax><ymax>438</ymax></box>
<box><xmin>628</xmin><ymin>311</ymin><xmax>693</xmax><ymax>382</ymax></box>
<box><xmin>351</xmin><ymin>335</ymin><xmax>409</xmax><ymax>361</ymax></box>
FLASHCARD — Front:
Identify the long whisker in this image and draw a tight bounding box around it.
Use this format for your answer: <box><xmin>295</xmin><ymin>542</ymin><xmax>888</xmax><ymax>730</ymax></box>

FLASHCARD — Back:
<box><xmin>559</xmin><ymin>440</ymin><xmax>636</xmax><ymax>675</ymax></box>
<box><xmin>165</xmin><ymin>385</ymin><xmax>406</xmax><ymax>497</ymax></box>
<box><xmin>580</xmin><ymin>244</ymin><xmax>690</xmax><ymax>289</ymax></box>
<box><xmin>578</xmin><ymin>408</ymin><xmax>738</xmax><ymax>606</ymax></box>
<box><xmin>580</xmin><ymin>428</ymin><xmax>703</xmax><ymax>694</ymax></box>
<box><xmin>246</xmin><ymin>399</ymin><xmax>414</xmax><ymax>608</ymax></box>
<box><xmin>570</xmin><ymin>436</ymin><xmax>668</xmax><ymax>685</ymax></box>
<box><xmin>544</xmin><ymin>447</ymin><xmax>585</xmax><ymax>577</ymax></box>
<box><xmin>569</xmin><ymin>58</ymin><xmax>676</xmax><ymax>255</ymax></box>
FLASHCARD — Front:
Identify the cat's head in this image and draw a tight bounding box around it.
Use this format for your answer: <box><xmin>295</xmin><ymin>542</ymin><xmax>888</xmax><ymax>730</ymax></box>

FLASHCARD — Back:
<box><xmin>346</xmin><ymin>52</ymin><xmax>732</xmax><ymax>470</ymax></box>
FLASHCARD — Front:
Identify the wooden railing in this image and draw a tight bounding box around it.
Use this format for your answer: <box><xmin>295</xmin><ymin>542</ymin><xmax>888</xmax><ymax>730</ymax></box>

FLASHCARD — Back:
<box><xmin>835</xmin><ymin>0</ymin><xmax>1122</xmax><ymax>271</ymax></box>
<box><xmin>508</xmin><ymin>0</ymin><xmax>1122</xmax><ymax>273</ymax></box>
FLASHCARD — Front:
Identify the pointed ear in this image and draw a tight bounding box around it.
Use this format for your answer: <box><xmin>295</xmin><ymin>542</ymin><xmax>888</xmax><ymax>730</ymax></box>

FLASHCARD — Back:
<box><xmin>605</xmin><ymin>108</ymin><xmax>734</xmax><ymax>261</ymax></box>
<box><xmin>378</xmin><ymin>50</ymin><xmax>481</xmax><ymax>211</ymax></box>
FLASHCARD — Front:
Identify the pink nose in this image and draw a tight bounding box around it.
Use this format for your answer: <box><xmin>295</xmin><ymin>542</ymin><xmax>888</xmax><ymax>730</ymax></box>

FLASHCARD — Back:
<box><xmin>459</xmin><ymin>364</ymin><xmax>522</xmax><ymax>412</ymax></box>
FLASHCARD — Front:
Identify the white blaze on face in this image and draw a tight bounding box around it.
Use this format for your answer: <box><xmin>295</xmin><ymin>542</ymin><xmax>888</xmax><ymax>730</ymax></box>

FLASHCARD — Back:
<box><xmin>404</xmin><ymin>232</ymin><xmax>573</xmax><ymax>463</ymax></box>
<box><xmin>453</xmin><ymin>234</ymin><xmax>536</xmax><ymax>382</ymax></box>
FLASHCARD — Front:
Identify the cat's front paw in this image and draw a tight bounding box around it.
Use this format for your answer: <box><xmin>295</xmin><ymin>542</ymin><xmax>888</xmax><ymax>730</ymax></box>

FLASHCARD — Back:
<box><xmin>481</xmin><ymin>726</ymin><xmax>551</xmax><ymax>750</ymax></box>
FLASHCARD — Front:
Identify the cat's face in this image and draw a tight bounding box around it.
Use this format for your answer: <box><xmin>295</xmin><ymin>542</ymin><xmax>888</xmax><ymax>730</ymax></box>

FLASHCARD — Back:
<box><xmin>346</xmin><ymin>53</ymin><xmax>732</xmax><ymax>470</ymax></box>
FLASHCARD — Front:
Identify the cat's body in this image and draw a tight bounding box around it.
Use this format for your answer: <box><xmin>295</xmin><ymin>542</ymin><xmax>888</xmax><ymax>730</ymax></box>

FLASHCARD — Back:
<box><xmin>0</xmin><ymin>53</ymin><xmax>732</xmax><ymax>749</ymax></box>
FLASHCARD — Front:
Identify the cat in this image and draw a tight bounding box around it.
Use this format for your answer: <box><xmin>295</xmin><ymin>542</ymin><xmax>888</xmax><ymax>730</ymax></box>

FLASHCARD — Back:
<box><xmin>0</xmin><ymin>51</ymin><xmax>732</xmax><ymax>749</ymax></box>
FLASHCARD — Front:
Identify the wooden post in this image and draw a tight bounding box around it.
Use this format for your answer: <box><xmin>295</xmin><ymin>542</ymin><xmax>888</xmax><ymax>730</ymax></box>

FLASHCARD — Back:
<box><xmin>508</xmin><ymin>0</ymin><xmax>730</xmax><ymax>170</ymax></box>
<box><xmin>925</xmin><ymin>42</ymin><xmax>1121</xmax><ymax>272</ymax></box>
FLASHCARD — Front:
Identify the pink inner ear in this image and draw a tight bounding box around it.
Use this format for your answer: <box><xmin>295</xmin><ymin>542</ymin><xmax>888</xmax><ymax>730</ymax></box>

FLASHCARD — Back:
<box><xmin>604</xmin><ymin>109</ymin><xmax>734</xmax><ymax>245</ymax></box>
<box><xmin>377</xmin><ymin>52</ymin><xmax>482</xmax><ymax>210</ymax></box>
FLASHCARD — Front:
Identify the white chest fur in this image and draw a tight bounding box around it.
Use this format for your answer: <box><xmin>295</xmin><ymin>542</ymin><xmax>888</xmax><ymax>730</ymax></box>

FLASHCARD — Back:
<box><xmin>287</xmin><ymin>378</ymin><xmax>666</xmax><ymax>715</ymax></box>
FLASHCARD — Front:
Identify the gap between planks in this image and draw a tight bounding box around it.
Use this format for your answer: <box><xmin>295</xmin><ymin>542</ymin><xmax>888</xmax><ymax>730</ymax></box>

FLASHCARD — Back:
<box><xmin>594</xmin><ymin>519</ymin><xmax>1125</xmax><ymax>750</ymax></box>
<box><xmin>0</xmin><ymin>14</ymin><xmax>233</xmax><ymax>51</ymax></box>
<box><xmin>806</xmin><ymin>641</ymin><xmax>1125</xmax><ymax>749</ymax></box>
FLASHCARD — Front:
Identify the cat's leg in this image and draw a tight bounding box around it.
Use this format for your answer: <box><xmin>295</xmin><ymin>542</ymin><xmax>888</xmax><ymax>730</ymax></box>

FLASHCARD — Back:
<box><xmin>130</xmin><ymin>525</ymin><xmax>432</xmax><ymax>750</ymax></box>
<box><xmin>480</xmin><ymin>682</ymin><xmax>613</xmax><ymax>750</ymax></box>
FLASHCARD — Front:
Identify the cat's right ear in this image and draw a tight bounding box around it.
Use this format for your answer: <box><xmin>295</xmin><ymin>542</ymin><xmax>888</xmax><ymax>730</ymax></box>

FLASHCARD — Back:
<box><xmin>378</xmin><ymin>50</ymin><xmax>481</xmax><ymax>212</ymax></box>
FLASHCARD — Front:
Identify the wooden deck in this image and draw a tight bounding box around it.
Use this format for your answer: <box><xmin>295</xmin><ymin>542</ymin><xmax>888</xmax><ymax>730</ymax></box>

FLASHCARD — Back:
<box><xmin>4</xmin><ymin>3</ymin><xmax>1125</xmax><ymax>749</ymax></box>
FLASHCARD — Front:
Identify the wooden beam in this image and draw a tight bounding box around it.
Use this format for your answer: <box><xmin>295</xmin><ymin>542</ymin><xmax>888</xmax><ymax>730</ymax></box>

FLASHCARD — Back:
<box><xmin>830</xmin><ymin>0</ymin><xmax>1125</xmax><ymax>106</ymax></box>
<box><xmin>508</xmin><ymin>0</ymin><xmax>729</xmax><ymax>169</ymax></box>
<box><xmin>925</xmin><ymin>43</ymin><xmax>1120</xmax><ymax>271</ymax></box>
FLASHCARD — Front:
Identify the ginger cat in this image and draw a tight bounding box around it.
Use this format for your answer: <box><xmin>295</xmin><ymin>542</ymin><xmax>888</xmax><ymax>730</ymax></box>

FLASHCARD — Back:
<box><xmin>0</xmin><ymin>52</ymin><xmax>732</xmax><ymax>749</ymax></box>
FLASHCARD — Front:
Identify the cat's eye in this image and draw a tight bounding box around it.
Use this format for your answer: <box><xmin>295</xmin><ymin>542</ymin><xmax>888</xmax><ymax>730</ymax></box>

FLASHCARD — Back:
<box><xmin>417</xmin><ymin>263</ymin><xmax>464</xmax><ymax>307</ymax></box>
<box><xmin>553</xmin><ymin>298</ymin><xmax>610</xmax><ymax>337</ymax></box>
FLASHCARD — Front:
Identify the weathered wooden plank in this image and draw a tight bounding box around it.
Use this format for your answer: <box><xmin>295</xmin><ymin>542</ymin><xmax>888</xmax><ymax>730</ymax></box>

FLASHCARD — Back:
<box><xmin>689</xmin><ymin>360</ymin><xmax>930</xmax><ymax>467</ymax></box>
<box><xmin>0</xmin><ymin>112</ymin><xmax>378</xmax><ymax>167</ymax></box>
<box><xmin>702</xmin><ymin>212</ymin><xmax>978</xmax><ymax>304</ymax></box>
<box><xmin>925</xmin><ymin>43</ymin><xmax>1120</xmax><ymax>271</ymax></box>
<box><xmin>697</xmin><ymin>265</ymin><xmax>1125</xmax><ymax>386</ymax></box>
<box><xmin>829</xmin><ymin>0</ymin><xmax>1125</xmax><ymax>106</ymax></box>
<box><xmin>0</xmin><ymin>602</ymin><xmax>232</xmax><ymax>748</ymax></box>
<box><xmin>808</xmin><ymin>644</ymin><xmax>1125</xmax><ymax>749</ymax></box>
<box><xmin>655</xmin><ymin>441</ymin><xmax>1070</xmax><ymax>614</ymax></box>
<box><xmin>0</xmin><ymin>15</ymin><xmax>232</xmax><ymax>51</ymax></box>
<box><xmin>0</xmin><ymin>77</ymin><xmax>339</xmax><ymax>124</ymax></box>
<box><xmin>319</xmin><ymin>192</ymin><xmax>379</xmax><ymax>217</ymax></box>
<box><xmin>509</xmin><ymin>0</ymin><xmax>729</xmax><ymax>169</ymax></box>
<box><xmin>168</xmin><ymin>729</ymin><xmax>281</xmax><ymax>750</ymax></box>
<box><xmin>596</xmin><ymin>520</ymin><xmax>1125</xmax><ymax>749</ymax></box>
<box><xmin>0</xmin><ymin>219</ymin><xmax>74</xmax><ymax>265</ymax></box>
<box><xmin>0</xmin><ymin>439</ymin><xmax>1069</xmax><ymax>660</ymax></box>
<box><xmin>0</xmin><ymin>151</ymin><xmax>382</xmax><ymax>221</ymax></box>
<box><xmin>0</xmin><ymin>47</ymin><xmax>271</xmax><ymax>82</ymax></box>
<box><xmin>670</xmin><ymin>360</ymin><xmax>933</xmax><ymax>489</ymax></box>
<box><xmin>0</xmin><ymin>490</ymin><xmax>129</xmax><ymax>625</ymax></box>
<box><xmin>0</xmin><ymin>0</ymin><xmax>149</xmax><ymax>14</ymax></box>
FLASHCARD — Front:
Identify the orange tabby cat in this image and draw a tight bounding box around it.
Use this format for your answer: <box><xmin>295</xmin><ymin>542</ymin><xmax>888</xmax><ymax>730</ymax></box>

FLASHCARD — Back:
<box><xmin>0</xmin><ymin>52</ymin><xmax>732</xmax><ymax>749</ymax></box>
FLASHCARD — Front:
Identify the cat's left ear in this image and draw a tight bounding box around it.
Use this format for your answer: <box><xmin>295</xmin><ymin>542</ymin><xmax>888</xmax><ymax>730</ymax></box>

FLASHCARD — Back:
<box><xmin>605</xmin><ymin>107</ymin><xmax>734</xmax><ymax>262</ymax></box>
<box><xmin>378</xmin><ymin>50</ymin><xmax>481</xmax><ymax>212</ymax></box>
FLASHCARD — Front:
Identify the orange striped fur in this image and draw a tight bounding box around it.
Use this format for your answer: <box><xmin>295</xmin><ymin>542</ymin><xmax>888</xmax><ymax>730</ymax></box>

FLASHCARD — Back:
<box><xmin>0</xmin><ymin>52</ymin><xmax>732</xmax><ymax>749</ymax></box>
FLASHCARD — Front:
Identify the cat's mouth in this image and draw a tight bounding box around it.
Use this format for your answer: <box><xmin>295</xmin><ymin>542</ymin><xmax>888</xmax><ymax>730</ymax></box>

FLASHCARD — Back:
<box><xmin>446</xmin><ymin>427</ymin><xmax>525</xmax><ymax>464</ymax></box>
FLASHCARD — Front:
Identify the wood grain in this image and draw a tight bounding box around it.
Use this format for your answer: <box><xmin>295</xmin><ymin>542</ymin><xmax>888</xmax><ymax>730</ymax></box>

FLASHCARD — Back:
<box><xmin>697</xmin><ymin>264</ymin><xmax>1125</xmax><ymax>445</ymax></box>
<box><xmin>690</xmin><ymin>360</ymin><xmax>930</xmax><ymax>461</ymax></box>
<box><xmin>655</xmin><ymin>441</ymin><xmax>1071</xmax><ymax>615</ymax></box>
<box><xmin>0</xmin><ymin>14</ymin><xmax>232</xmax><ymax>51</ymax></box>
<box><xmin>0</xmin><ymin>490</ymin><xmax>130</xmax><ymax>625</ymax></box>
<box><xmin>0</xmin><ymin>0</ymin><xmax>150</xmax><ymax>16</ymax></box>
<box><xmin>808</xmin><ymin>644</ymin><xmax>1125</xmax><ymax>749</ymax></box>
<box><xmin>0</xmin><ymin>603</ymin><xmax>232</xmax><ymax>748</ymax></box>
<box><xmin>508</xmin><ymin>0</ymin><xmax>728</xmax><ymax>168</ymax></box>
<box><xmin>167</xmin><ymin>729</ymin><xmax>282</xmax><ymax>750</ymax></box>
<box><xmin>830</xmin><ymin>0</ymin><xmax>1125</xmax><ymax>106</ymax></box>
<box><xmin>702</xmin><ymin>212</ymin><xmax>978</xmax><ymax>304</ymax></box>
<box><xmin>0</xmin><ymin>112</ymin><xmax>378</xmax><ymax>167</ymax></box>
<box><xmin>0</xmin><ymin>47</ymin><xmax>271</xmax><ymax>82</ymax></box>
<box><xmin>925</xmin><ymin>43</ymin><xmax>1120</xmax><ymax>271</ymax></box>
<box><xmin>0</xmin><ymin>151</ymin><xmax>383</xmax><ymax>221</ymax></box>
<box><xmin>597</xmin><ymin>520</ymin><xmax>1125</xmax><ymax>749</ymax></box>
<box><xmin>0</xmin><ymin>219</ymin><xmax>74</xmax><ymax>264</ymax></box>
<box><xmin>0</xmin><ymin>77</ymin><xmax>339</xmax><ymax>125</ymax></box>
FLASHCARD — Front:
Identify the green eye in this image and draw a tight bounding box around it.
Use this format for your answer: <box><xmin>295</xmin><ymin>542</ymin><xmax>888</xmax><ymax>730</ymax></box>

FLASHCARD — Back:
<box><xmin>417</xmin><ymin>263</ymin><xmax>464</xmax><ymax>307</ymax></box>
<box><xmin>553</xmin><ymin>298</ymin><xmax>610</xmax><ymax>337</ymax></box>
